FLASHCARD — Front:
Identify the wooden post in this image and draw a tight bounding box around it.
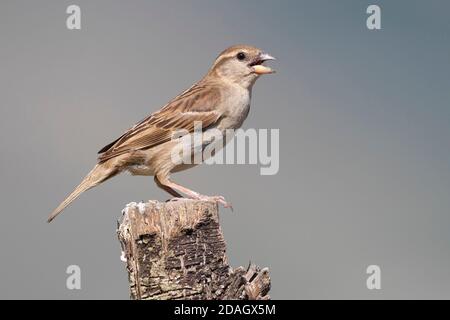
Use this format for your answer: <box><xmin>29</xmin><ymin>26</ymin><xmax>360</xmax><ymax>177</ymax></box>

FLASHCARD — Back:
<box><xmin>117</xmin><ymin>199</ymin><xmax>271</xmax><ymax>300</ymax></box>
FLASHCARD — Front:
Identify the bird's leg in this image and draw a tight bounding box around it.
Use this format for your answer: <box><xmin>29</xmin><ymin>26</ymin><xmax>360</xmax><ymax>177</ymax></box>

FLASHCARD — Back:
<box><xmin>154</xmin><ymin>176</ymin><xmax>183</xmax><ymax>199</ymax></box>
<box><xmin>156</xmin><ymin>174</ymin><xmax>233</xmax><ymax>210</ymax></box>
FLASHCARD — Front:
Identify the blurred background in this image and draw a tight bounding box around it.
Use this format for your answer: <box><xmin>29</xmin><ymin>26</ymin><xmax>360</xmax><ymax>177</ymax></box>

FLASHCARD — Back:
<box><xmin>1</xmin><ymin>0</ymin><xmax>450</xmax><ymax>299</ymax></box>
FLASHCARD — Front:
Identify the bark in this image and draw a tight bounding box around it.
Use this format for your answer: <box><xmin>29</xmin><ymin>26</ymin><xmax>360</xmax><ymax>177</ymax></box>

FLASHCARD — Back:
<box><xmin>117</xmin><ymin>199</ymin><xmax>270</xmax><ymax>300</ymax></box>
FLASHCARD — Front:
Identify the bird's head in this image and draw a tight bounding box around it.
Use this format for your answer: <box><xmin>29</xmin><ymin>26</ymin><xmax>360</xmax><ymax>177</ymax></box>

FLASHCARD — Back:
<box><xmin>207</xmin><ymin>45</ymin><xmax>276</xmax><ymax>88</ymax></box>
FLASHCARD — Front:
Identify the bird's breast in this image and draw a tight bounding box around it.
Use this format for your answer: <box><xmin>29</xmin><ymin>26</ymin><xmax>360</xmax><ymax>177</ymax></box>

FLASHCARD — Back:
<box><xmin>218</xmin><ymin>86</ymin><xmax>251</xmax><ymax>130</ymax></box>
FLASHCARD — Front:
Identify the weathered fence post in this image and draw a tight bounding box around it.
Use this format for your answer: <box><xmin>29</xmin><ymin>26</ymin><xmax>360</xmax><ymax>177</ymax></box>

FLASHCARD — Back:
<box><xmin>117</xmin><ymin>199</ymin><xmax>270</xmax><ymax>300</ymax></box>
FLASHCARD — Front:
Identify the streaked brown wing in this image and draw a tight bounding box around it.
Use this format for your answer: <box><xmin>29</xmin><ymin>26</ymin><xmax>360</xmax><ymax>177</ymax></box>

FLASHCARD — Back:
<box><xmin>97</xmin><ymin>83</ymin><xmax>222</xmax><ymax>162</ymax></box>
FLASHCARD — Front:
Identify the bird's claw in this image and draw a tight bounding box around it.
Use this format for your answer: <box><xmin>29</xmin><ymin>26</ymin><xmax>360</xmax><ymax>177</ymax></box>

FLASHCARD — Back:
<box><xmin>198</xmin><ymin>195</ymin><xmax>233</xmax><ymax>211</ymax></box>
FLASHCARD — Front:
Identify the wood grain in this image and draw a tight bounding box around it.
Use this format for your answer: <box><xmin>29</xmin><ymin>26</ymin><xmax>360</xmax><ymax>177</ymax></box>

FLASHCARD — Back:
<box><xmin>117</xmin><ymin>199</ymin><xmax>270</xmax><ymax>300</ymax></box>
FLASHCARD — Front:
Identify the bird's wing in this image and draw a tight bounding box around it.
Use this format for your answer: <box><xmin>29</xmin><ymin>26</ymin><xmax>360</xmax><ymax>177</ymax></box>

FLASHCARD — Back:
<box><xmin>97</xmin><ymin>83</ymin><xmax>223</xmax><ymax>162</ymax></box>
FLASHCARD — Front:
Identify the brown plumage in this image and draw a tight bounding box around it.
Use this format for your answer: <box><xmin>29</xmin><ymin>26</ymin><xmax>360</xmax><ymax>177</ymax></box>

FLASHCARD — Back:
<box><xmin>48</xmin><ymin>45</ymin><xmax>275</xmax><ymax>222</ymax></box>
<box><xmin>97</xmin><ymin>85</ymin><xmax>222</xmax><ymax>162</ymax></box>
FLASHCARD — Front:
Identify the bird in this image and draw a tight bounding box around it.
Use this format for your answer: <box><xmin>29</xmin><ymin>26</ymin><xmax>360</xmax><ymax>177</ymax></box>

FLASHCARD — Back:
<box><xmin>48</xmin><ymin>45</ymin><xmax>276</xmax><ymax>222</ymax></box>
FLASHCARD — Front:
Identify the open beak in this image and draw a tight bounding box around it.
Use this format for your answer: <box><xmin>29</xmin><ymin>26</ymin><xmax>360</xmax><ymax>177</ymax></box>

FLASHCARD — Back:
<box><xmin>250</xmin><ymin>52</ymin><xmax>276</xmax><ymax>75</ymax></box>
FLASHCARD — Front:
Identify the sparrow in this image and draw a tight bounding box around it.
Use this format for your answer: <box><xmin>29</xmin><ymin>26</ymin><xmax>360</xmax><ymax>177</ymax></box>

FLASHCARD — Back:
<box><xmin>48</xmin><ymin>45</ymin><xmax>276</xmax><ymax>222</ymax></box>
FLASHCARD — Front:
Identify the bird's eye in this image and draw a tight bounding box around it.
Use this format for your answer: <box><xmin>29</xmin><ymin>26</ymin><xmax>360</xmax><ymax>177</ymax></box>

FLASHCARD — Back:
<box><xmin>237</xmin><ymin>52</ymin><xmax>246</xmax><ymax>61</ymax></box>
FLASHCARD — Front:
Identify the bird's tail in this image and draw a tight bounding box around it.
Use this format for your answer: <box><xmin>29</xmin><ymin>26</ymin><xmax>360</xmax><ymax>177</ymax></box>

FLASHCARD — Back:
<box><xmin>47</xmin><ymin>164</ymin><xmax>117</xmax><ymax>223</ymax></box>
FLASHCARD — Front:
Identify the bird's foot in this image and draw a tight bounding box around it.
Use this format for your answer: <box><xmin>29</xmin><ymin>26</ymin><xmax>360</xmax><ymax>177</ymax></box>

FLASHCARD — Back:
<box><xmin>198</xmin><ymin>195</ymin><xmax>233</xmax><ymax>211</ymax></box>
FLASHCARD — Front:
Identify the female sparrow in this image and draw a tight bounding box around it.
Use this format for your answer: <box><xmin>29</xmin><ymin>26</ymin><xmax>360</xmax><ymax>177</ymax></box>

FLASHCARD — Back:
<box><xmin>48</xmin><ymin>45</ymin><xmax>275</xmax><ymax>222</ymax></box>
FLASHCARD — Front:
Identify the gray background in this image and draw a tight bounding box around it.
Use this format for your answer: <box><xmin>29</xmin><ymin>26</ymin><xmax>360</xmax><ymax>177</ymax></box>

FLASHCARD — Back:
<box><xmin>1</xmin><ymin>0</ymin><xmax>449</xmax><ymax>299</ymax></box>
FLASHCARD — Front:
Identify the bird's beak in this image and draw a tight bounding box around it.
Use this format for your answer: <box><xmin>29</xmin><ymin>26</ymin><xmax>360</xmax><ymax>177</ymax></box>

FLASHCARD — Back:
<box><xmin>251</xmin><ymin>52</ymin><xmax>276</xmax><ymax>75</ymax></box>
<box><xmin>260</xmin><ymin>53</ymin><xmax>276</xmax><ymax>62</ymax></box>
